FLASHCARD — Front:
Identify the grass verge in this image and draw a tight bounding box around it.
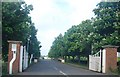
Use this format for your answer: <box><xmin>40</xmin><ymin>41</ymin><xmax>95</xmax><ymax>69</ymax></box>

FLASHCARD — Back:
<box><xmin>2</xmin><ymin>61</ymin><xmax>8</xmax><ymax>75</ymax></box>
<box><xmin>65</xmin><ymin>61</ymin><xmax>88</xmax><ymax>70</ymax></box>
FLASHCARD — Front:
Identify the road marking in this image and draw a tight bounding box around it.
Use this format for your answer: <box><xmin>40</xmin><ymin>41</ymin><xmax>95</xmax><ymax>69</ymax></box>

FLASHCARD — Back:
<box><xmin>59</xmin><ymin>70</ymin><xmax>67</xmax><ymax>75</ymax></box>
<box><xmin>54</xmin><ymin>67</ymin><xmax>68</xmax><ymax>77</ymax></box>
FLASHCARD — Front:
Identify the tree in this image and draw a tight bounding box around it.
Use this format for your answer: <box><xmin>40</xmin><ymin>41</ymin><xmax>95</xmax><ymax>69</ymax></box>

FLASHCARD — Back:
<box><xmin>29</xmin><ymin>24</ymin><xmax>42</xmax><ymax>58</ymax></box>
<box><xmin>48</xmin><ymin>2</ymin><xmax>120</xmax><ymax>65</ymax></box>
<box><xmin>48</xmin><ymin>34</ymin><xmax>64</xmax><ymax>58</ymax></box>
<box><xmin>92</xmin><ymin>2</ymin><xmax>120</xmax><ymax>51</ymax></box>
<box><xmin>2</xmin><ymin>2</ymin><xmax>41</xmax><ymax>61</ymax></box>
<box><xmin>48</xmin><ymin>19</ymin><xmax>94</xmax><ymax>63</ymax></box>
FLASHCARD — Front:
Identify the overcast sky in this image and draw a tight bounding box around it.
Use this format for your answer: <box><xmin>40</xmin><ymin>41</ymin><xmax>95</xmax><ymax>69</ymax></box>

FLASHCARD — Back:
<box><xmin>24</xmin><ymin>0</ymin><xmax>101</xmax><ymax>56</ymax></box>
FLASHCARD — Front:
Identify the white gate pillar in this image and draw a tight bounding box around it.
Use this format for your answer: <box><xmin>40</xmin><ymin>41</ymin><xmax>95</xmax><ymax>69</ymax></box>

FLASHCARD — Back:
<box><xmin>25</xmin><ymin>52</ymin><xmax>28</xmax><ymax>69</ymax></box>
<box><xmin>19</xmin><ymin>46</ymin><xmax>23</xmax><ymax>72</ymax></box>
<box><xmin>23</xmin><ymin>46</ymin><xmax>28</xmax><ymax>70</ymax></box>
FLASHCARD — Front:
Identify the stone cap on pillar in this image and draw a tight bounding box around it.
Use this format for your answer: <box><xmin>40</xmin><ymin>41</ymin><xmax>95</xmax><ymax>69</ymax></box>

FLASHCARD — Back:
<box><xmin>8</xmin><ymin>40</ymin><xmax>22</xmax><ymax>44</ymax></box>
<box><xmin>102</xmin><ymin>45</ymin><xmax>119</xmax><ymax>48</ymax></box>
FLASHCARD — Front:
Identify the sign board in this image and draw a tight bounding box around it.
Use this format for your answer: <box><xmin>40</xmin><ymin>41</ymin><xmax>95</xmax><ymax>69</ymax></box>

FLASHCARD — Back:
<box><xmin>12</xmin><ymin>44</ymin><xmax>17</xmax><ymax>51</ymax></box>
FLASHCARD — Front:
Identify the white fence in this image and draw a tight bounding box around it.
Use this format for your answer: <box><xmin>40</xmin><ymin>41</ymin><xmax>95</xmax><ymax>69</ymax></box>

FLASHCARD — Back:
<box><xmin>19</xmin><ymin>46</ymin><xmax>29</xmax><ymax>72</ymax></box>
<box><xmin>23</xmin><ymin>46</ymin><xmax>28</xmax><ymax>70</ymax></box>
<box><xmin>89</xmin><ymin>50</ymin><xmax>102</xmax><ymax>72</ymax></box>
<box><xmin>117</xmin><ymin>52</ymin><xmax>120</xmax><ymax>57</ymax></box>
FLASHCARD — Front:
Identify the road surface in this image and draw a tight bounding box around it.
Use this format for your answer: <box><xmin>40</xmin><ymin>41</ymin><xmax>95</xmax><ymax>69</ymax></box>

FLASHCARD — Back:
<box><xmin>17</xmin><ymin>59</ymin><xmax>106</xmax><ymax>75</ymax></box>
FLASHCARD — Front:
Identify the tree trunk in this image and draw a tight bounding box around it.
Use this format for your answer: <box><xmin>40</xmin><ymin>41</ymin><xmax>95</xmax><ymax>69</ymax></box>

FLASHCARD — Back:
<box><xmin>72</xmin><ymin>56</ymin><xmax>74</xmax><ymax>60</ymax></box>
<box><xmin>68</xmin><ymin>56</ymin><xmax>70</xmax><ymax>60</ymax></box>
<box><xmin>87</xmin><ymin>56</ymin><xmax>89</xmax><ymax>67</ymax></box>
<box><xmin>62</xmin><ymin>56</ymin><xmax>64</xmax><ymax>59</ymax></box>
<box><xmin>64</xmin><ymin>56</ymin><xmax>67</xmax><ymax>62</ymax></box>
<box><xmin>77</xmin><ymin>55</ymin><xmax>80</xmax><ymax>63</ymax></box>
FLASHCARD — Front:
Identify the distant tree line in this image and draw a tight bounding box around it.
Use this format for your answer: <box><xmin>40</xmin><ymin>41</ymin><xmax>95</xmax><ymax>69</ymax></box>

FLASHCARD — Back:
<box><xmin>48</xmin><ymin>2</ymin><xmax>120</xmax><ymax>64</ymax></box>
<box><xmin>2</xmin><ymin>2</ymin><xmax>42</xmax><ymax>62</ymax></box>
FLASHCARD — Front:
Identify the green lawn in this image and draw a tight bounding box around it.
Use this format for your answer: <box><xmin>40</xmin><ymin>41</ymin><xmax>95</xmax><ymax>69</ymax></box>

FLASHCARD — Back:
<box><xmin>2</xmin><ymin>62</ymin><xmax>8</xmax><ymax>75</ymax></box>
<box><xmin>66</xmin><ymin>62</ymin><xmax>88</xmax><ymax>70</ymax></box>
<box><xmin>117</xmin><ymin>57</ymin><xmax>120</xmax><ymax>62</ymax></box>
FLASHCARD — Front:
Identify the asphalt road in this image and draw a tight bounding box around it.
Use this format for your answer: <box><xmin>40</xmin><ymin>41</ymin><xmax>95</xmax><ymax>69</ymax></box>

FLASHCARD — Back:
<box><xmin>18</xmin><ymin>59</ymin><xmax>105</xmax><ymax>75</ymax></box>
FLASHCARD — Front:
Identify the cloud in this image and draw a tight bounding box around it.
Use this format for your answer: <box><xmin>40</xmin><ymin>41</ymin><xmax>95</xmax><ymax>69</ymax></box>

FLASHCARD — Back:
<box><xmin>37</xmin><ymin>29</ymin><xmax>61</xmax><ymax>55</ymax></box>
<box><xmin>25</xmin><ymin>0</ymin><xmax>101</xmax><ymax>56</ymax></box>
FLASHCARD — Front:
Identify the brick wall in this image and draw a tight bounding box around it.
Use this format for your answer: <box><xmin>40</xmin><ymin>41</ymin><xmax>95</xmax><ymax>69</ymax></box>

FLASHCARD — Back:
<box><xmin>105</xmin><ymin>48</ymin><xmax>117</xmax><ymax>73</ymax></box>
<box><xmin>8</xmin><ymin>41</ymin><xmax>21</xmax><ymax>74</ymax></box>
<box><xmin>12</xmin><ymin>44</ymin><xmax>20</xmax><ymax>74</ymax></box>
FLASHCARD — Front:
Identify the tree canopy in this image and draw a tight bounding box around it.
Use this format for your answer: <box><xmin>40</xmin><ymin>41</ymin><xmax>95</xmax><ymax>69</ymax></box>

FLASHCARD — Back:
<box><xmin>48</xmin><ymin>2</ymin><xmax>120</xmax><ymax>62</ymax></box>
<box><xmin>2</xmin><ymin>2</ymin><xmax>41</xmax><ymax>61</ymax></box>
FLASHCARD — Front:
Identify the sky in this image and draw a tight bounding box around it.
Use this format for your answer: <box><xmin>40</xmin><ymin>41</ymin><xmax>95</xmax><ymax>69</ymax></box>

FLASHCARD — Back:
<box><xmin>24</xmin><ymin>0</ymin><xmax>101</xmax><ymax>56</ymax></box>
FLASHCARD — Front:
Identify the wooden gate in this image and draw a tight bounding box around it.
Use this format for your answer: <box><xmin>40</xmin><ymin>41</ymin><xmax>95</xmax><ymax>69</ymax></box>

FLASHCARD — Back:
<box><xmin>89</xmin><ymin>50</ymin><xmax>102</xmax><ymax>72</ymax></box>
